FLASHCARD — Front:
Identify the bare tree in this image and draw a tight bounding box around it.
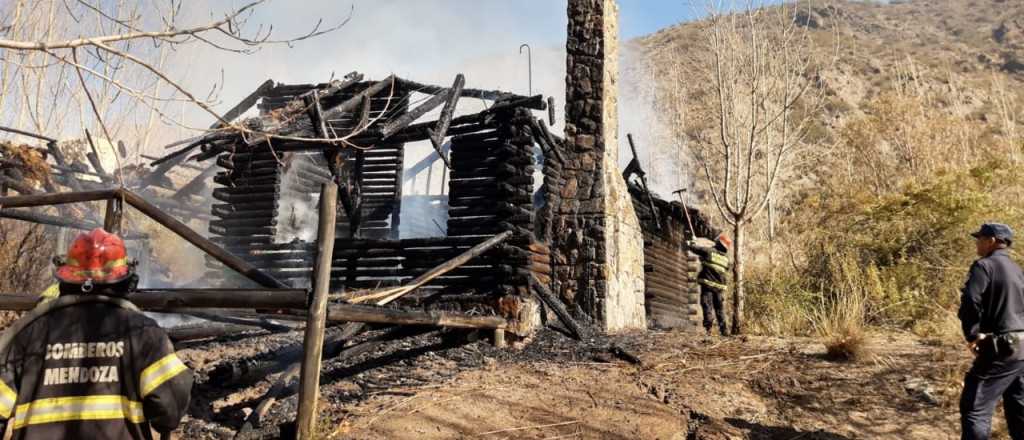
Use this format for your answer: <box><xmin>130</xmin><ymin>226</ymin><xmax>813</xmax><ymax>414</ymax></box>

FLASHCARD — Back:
<box><xmin>661</xmin><ymin>1</ymin><xmax>832</xmax><ymax>333</ymax></box>
<box><xmin>0</xmin><ymin>0</ymin><xmax>349</xmax><ymax>156</ymax></box>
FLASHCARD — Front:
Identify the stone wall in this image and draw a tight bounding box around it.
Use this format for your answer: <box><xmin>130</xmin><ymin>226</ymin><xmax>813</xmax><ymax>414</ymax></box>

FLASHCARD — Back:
<box><xmin>549</xmin><ymin>0</ymin><xmax>645</xmax><ymax>332</ymax></box>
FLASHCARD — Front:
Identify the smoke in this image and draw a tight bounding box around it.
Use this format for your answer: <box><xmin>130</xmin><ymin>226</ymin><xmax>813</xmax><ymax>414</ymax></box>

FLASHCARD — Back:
<box><xmin>617</xmin><ymin>42</ymin><xmax>694</xmax><ymax>200</ymax></box>
<box><xmin>167</xmin><ymin>0</ymin><xmax>569</xmax><ymax>137</ymax></box>
<box><xmin>275</xmin><ymin>154</ymin><xmax>324</xmax><ymax>243</ymax></box>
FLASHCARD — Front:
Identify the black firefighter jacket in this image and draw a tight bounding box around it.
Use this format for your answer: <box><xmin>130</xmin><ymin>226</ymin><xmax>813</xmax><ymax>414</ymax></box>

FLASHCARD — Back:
<box><xmin>0</xmin><ymin>300</ymin><xmax>193</xmax><ymax>439</ymax></box>
<box><xmin>958</xmin><ymin>248</ymin><xmax>1024</xmax><ymax>378</ymax></box>
<box><xmin>692</xmin><ymin>245</ymin><xmax>730</xmax><ymax>293</ymax></box>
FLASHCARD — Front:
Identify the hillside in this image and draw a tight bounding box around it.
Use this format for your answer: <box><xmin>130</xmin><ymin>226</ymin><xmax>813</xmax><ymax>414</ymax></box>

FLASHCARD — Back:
<box><xmin>637</xmin><ymin>0</ymin><xmax>1024</xmax><ymax>123</ymax></box>
<box><xmin>625</xmin><ymin>0</ymin><xmax>1024</xmax><ymax>201</ymax></box>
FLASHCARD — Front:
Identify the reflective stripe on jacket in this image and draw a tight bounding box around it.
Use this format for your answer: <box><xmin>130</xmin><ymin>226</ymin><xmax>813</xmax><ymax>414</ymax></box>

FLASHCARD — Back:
<box><xmin>705</xmin><ymin>252</ymin><xmax>730</xmax><ymax>276</ymax></box>
<box><xmin>699</xmin><ymin>278</ymin><xmax>729</xmax><ymax>292</ymax></box>
<box><xmin>692</xmin><ymin>245</ymin><xmax>730</xmax><ymax>293</ymax></box>
<box><xmin>0</xmin><ymin>297</ymin><xmax>192</xmax><ymax>439</ymax></box>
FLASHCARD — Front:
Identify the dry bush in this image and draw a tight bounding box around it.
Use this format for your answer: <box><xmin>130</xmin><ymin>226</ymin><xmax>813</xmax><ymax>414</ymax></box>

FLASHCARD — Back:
<box><xmin>0</xmin><ymin>220</ymin><xmax>54</xmax><ymax>294</ymax></box>
<box><xmin>810</xmin><ymin>252</ymin><xmax>870</xmax><ymax>362</ymax></box>
<box><xmin>912</xmin><ymin>307</ymin><xmax>965</xmax><ymax>347</ymax></box>
<box><xmin>830</xmin><ymin>91</ymin><xmax>1015</xmax><ymax>194</ymax></box>
<box><xmin>745</xmin><ymin>272</ymin><xmax>816</xmax><ymax>336</ymax></box>
<box><xmin>0</xmin><ymin>220</ymin><xmax>57</xmax><ymax>328</ymax></box>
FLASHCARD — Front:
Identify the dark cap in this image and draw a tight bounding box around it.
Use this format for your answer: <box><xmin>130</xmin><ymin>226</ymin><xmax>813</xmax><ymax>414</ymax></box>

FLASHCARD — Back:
<box><xmin>971</xmin><ymin>223</ymin><xmax>1014</xmax><ymax>244</ymax></box>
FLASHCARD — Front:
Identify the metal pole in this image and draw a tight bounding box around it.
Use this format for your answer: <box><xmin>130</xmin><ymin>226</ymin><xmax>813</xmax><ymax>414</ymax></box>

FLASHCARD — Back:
<box><xmin>673</xmin><ymin>189</ymin><xmax>697</xmax><ymax>240</ymax></box>
<box><xmin>103</xmin><ymin>197</ymin><xmax>123</xmax><ymax>234</ymax></box>
<box><xmin>519</xmin><ymin>44</ymin><xmax>532</xmax><ymax>96</ymax></box>
<box><xmin>296</xmin><ymin>182</ymin><xmax>338</xmax><ymax>440</ymax></box>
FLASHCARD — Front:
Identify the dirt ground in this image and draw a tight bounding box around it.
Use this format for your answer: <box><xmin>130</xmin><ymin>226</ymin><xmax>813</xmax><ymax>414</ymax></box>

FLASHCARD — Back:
<box><xmin>174</xmin><ymin>328</ymin><xmax>1003</xmax><ymax>439</ymax></box>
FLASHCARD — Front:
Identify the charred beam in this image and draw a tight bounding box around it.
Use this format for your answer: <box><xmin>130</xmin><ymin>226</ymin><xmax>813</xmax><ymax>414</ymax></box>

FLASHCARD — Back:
<box><xmin>426</xmin><ymin>74</ymin><xmax>464</xmax><ymax>169</ymax></box>
<box><xmin>531</xmin><ymin>274</ymin><xmax>584</xmax><ymax>339</ymax></box>
<box><xmin>395</xmin><ymin>77</ymin><xmax>540</xmax><ymax>106</ymax></box>
<box><xmin>146</xmin><ymin>79</ymin><xmax>274</xmax><ymax>181</ymax></box>
<box><xmin>0</xmin><ymin>289</ymin><xmax>306</xmax><ymax>311</ymax></box>
<box><xmin>321</xmin><ymin>76</ymin><xmax>397</xmax><ymax>125</ymax></box>
<box><xmin>380</xmin><ymin>87</ymin><xmax>450</xmax><ymax>140</ymax></box>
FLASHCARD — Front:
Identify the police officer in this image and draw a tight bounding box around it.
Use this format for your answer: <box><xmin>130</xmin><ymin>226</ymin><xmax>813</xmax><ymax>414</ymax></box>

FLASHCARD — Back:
<box><xmin>0</xmin><ymin>228</ymin><xmax>192</xmax><ymax>439</ymax></box>
<box><xmin>958</xmin><ymin>223</ymin><xmax>1024</xmax><ymax>440</ymax></box>
<box><xmin>690</xmin><ymin>233</ymin><xmax>731</xmax><ymax>336</ymax></box>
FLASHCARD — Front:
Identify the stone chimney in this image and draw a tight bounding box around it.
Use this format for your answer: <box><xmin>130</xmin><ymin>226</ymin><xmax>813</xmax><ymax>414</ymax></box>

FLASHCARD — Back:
<box><xmin>555</xmin><ymin>0</ymin><xmax>646</xmax><ymax>332</ymax></box>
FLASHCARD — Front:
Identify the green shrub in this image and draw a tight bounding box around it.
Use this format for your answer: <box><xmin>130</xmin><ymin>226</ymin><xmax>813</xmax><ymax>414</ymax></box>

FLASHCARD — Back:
<box><xmin>748</xmin><ymin>161</ymin><xmax>1024</xmax><ymax>338</ymax></box>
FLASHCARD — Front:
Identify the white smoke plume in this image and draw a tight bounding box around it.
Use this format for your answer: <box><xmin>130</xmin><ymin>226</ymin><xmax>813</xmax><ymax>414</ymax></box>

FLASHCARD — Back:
<box><xmin>142</xmin><ymin>1</ymin><xmax>690</xmax><ymax>287</ymax></box>
<box><xmin>275</xmin><ymin>154</ymin><xmax>324</xmax><ymax>243</ymax></box>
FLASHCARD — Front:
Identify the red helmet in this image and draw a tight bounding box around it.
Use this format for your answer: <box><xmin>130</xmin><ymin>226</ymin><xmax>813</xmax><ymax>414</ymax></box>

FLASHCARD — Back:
<box><xmin>55</xmin><ymin>228</ymin><xmax>131</xmax><ymax>285</ymax></box>
<box><xmin>717</xmin><ymin>233</ymin><xmax>732</xmax><ymax>249</ymax></box>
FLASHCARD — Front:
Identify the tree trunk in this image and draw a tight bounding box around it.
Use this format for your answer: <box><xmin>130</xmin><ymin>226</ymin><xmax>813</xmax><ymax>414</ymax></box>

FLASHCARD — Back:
<box><xmin>767</xmin><ymin>198</ymin><xmax>775</xmax><ymax>274</ymax></box>
<box><xmin>731</xmin><ymin>221</ymin><xmax>745</xmax><ymax>335</ymax></box>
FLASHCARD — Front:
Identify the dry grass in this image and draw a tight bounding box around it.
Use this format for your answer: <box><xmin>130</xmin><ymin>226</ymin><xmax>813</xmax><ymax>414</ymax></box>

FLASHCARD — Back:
<box><xmin>814</xmin><ymin>299</ymin><xmax>868</xmax><ymax>362</ymax></box>
<box><xmin>810</xmin><ymin>252</ymin><xmax>871</xmax><ymax>362</ymax></box>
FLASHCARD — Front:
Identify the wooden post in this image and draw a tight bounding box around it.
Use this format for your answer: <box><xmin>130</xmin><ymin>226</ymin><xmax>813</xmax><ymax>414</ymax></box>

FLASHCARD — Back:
<box><xmin>0</xmin><ymin>289</ymin><xmax>308</xmax><ymax>311</ymax></box>
<box><xmin>494</xmin><ymin>329</ymin><xmax>506</xmax><ymax>348</ymax></box>
<box><xmin>103</xmin><ymin>197</ymin><xmax>123</xmax><ymax>234</ymax></box>
<box><xmin>0</xmin><ymin>208</ymin><xmax>135</xmax><ymax>235</ymax></box>
<box><xmin>323</xmin><ymin>304</ymin><xmax>508</xmax><ymax>329</ymax></box>
<box><xmin>296</xmin><ymin>182</ymin><xmax>337</xmax><ymax>440</ymax></box>
<box><xmin>83</xmin><ymin>128</ymin><xmax>111</xmax><ymax>179</ymax></box>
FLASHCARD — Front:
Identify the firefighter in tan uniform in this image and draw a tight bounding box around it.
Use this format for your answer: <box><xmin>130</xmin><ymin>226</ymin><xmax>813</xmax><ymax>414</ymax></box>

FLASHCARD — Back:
<box><xmin>0</xmin><ymin>228</ymin><xmax>192</xmax><ymax>439</ymax></box>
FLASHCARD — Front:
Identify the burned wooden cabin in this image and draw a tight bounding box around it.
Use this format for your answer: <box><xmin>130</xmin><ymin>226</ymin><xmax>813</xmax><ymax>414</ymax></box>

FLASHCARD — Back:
<box><xmin>149</xmin><ymin>73</ymin><xmax>556</xmax><ymax>337</ymax></box>
<box><xmin>0</xmin><ymin>0</ymin><xmax>726</xmax><ymax>436</ymax></box>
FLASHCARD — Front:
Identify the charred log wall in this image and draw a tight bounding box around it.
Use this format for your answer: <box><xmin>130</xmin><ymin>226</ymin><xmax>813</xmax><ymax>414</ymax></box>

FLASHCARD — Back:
<box><xmin>206</xmin><ymin>81</ymin><xmax>408</xmax><ymax>285</ymax></box>
<box><xmin>446</xmin><ymin>108</ymin><xmax>536</xmax><ymax>299</ymax></box>
<box><xmin>629</xmin><ymin>186</ymin><xmax>701</xmax><ymax>330</ymax></box>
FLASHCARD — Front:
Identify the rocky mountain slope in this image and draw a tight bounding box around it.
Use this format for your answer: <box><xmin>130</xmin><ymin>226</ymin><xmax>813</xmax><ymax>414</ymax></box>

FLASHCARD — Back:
<box><xmin>635</xmin><ymin>0</ymin><xmax>1024</xmax><ymax>123</ymax></box>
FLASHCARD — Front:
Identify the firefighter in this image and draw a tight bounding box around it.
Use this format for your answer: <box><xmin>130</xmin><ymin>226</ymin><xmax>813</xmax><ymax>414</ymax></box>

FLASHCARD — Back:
<box><xmin>958</xmin><ymin>223</ymin><xmax>1024</xmax><ymax>440</ymax></box>
<box><xmin>0</xmin><ymin>228</ymin><xmax>192</xmax><ymax>439</ymax></box>
<box><xmin>37</xmin><ymin>284</ymin><xmax>59</xmax><ymax>303</ymax></box>
<box><xmin>690</xmin><ymin>233</ymin><xmax>731</xmax><ymax>336</ymax></box>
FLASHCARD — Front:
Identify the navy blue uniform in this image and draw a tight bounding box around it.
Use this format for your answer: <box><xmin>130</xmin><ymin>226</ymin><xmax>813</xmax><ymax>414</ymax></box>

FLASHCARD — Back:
<box><xmin>0</xmin><ymin>299</ymin><xmax>192</xmax><ymax>439</ymax></box>
<box><xmin>958</xmin><ymin>248</ymin><xmax>1024</xmax><ymax>440</ymax></box>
